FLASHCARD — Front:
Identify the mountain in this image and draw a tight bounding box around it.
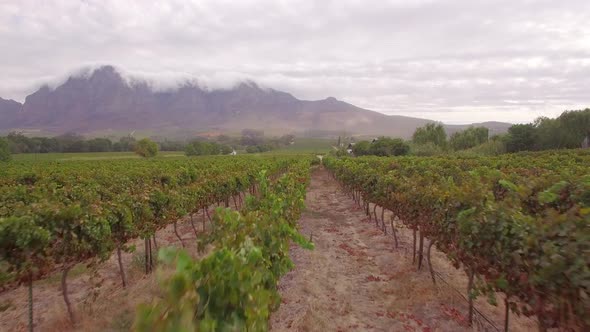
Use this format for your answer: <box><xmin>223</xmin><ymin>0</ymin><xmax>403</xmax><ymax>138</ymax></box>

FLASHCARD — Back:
<box><xmin>0</xmin><ymin>97</ymin><xmax>22</xmax><ymax>116</ymax></box>
<box><xmin>0</xmin><ymin>66</ymin><xmax>512</xmax><ymax>138</ymax></box>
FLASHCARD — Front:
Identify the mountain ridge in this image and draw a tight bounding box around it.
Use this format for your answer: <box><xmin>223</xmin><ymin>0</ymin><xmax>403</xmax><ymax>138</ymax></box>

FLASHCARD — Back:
<box><xmin>0</xmin><ymin>65</ymin><xmax>512</xmax><ymax>138</ymax></box>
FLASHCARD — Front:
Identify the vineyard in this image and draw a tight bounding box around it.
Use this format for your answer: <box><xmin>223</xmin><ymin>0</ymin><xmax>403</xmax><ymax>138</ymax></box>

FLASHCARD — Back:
<box><xmin>0</xmin><ymin>155</ymin><xmax>312</xmax><ymax>330</ymax></box>
<box><xmin>324</xmin><ymin>150</ymin><xmax>590</xmax><ymax>331</ymax></box>
<box><xmin>0</xmin><ymin>150</ymin><xmax>588</xmax><ymax>331</ymax></box>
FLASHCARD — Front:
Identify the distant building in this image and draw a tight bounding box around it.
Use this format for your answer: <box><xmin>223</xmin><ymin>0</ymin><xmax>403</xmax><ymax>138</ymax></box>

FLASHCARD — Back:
<box><xmin>230</xmin><ymin>149</ymin><xmax>237</xmax><ymax>155</ymax></box>
<box><xmin>347</xmin><ymin>142</ymin><xmax>355</xmax><ymax>154</ymax></box>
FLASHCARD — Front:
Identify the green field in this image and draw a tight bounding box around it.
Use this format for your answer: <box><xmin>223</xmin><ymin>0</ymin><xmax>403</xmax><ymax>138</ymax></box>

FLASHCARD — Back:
<box><xmin>267</xmin><ymin>138</ymin><xmax>335</xmax><ymax>154</ymax></box>
<box><xmin>9</xmin><ymin>138</ymin><xmax>334</xmax><ymax>161</ymax></box>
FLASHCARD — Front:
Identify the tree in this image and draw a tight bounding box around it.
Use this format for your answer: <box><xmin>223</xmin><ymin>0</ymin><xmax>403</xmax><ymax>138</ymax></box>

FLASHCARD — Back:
<box><xmin>185</xmin><ymin>141</ymin><xmax>205</xmax><ymax>156</ymax></box>
<box><xmin>245</xmin><ymin>146</ymin><xmax>259</xmax><ymax>153</ymax></box>
<box><xmin>114</xmin><ymin>136</ymin><xmax>136</xmax><ymax>152</ymax></box>
<box><xmin>86</xmin><ymin>138</ymin><xmax>113</xmax><ymax>152</ymax></box>
<box><xmin>412</xmin><ymin>123</ymin><xmax>447</xmax><ymax>148</ymax></box>
<box><xmin>36</xmin><ymin>137</ymin><xmax>60</xmax><ymax>153</ymax></box>
<box><xmin>0</xmin><ymin>138</ymin><xmax>11</xmax><ymax>161</ymax></box>
<box><xmin>55</xmin><ymin>132</ymin><xmax>86</xmax><ymax>152</ymax></box>
<box><xmin>134</xmin><ymin>138</ymin><xmax>159</xmax><ymax>158</ymax></box>
<box><xmin>352</xmin><ymin>141</ymin><xmax>371</xmax><ymax>156</ymax></box>
<box><xmin>449</xmin><ymin>126</ymin><xmax>489</xmax><ymax>150</ymax></box>
<box><xmin>278</xmin><ymin>134</ymin><xmax>295</xmax><ymax>145</ymax></box>
<box><xmin>159</xmin><ymin>140</ymin><xmax>185</xmax><ymax>151</ymax></box>
<box><xmin>241</xmin><ymin>129</ymin><xmax>265</xmax><ymax>146</ymax></box>
<box><xmin>220</xmin><ymin>145</ymin><xmax>233</xmax><ymax>155</ymax></box>
<box><xmin>409</xmin><ymin>142</ymin><xmax>444</xmax><ymax>156</ymax></box>
<box><xmin>6</xmin><ymin>132</ymin><xmax>37</xmax><ymax>153</ymax></box>
<box><xmin>185</xmin><ymin>140</ymin><xmax>230</xmax><ymax>156</ymax></box>
<box><xmin>504</xmin><ymin>124</ymin><xmax>536</xmax><ymax>152</ymax></box>
<box><xmin>369</xmin><ymin>137</ymin><xmax>410</xmax><ymax>156</ymax></box>
<box><xmin>557</xmin><ymin>109</ymin><xmax>590</xmax><ymax>148</ymax></box>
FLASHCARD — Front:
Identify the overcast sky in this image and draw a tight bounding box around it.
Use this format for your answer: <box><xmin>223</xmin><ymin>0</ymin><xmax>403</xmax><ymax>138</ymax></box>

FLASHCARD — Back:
<box><xmin>1</xmin><ymin>0</ymin><xmax>589</xmax><ymax>124</ymax></box>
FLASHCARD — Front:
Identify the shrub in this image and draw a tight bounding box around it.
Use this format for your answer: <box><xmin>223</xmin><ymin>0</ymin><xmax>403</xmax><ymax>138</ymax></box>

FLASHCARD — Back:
<box><xmin>134</xmin><ymin>139</ymin><xmax>159</xmax><ymax>158</ymax></box>
<box><xmin>0</xmin><ymin>138</ymin><xmax>11</xmax><ymax>162</ymax></box>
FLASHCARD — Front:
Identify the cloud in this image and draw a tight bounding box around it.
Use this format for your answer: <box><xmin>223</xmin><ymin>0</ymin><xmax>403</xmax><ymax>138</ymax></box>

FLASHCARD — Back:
<box><xmin>1</xmin><ymin>0</ymin><xmax>589</xmax><ymax>123</ymax></box>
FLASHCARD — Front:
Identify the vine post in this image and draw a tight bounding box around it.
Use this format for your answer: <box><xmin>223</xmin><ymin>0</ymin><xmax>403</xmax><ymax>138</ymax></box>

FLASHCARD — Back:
<box><xmin>61</xmin><ymin>265</ymin><xmax>75</xmax><ymax>324</ymax></box>
<box><xmin>412</xmin><ymin>228</ymin><xmax>417</xmax><ymax>264</ymax></box>
<box><xmin>467</xmin><ymin>268</ymin><xmax>475</xmax><ymax>326</ymax></box>
<box><xmin>381</xmin><ymin>207</ymin><xmax>386</xmax><ymax>234</ymax></box>
<box><xmin>116</xmin><ymin>246</ymin><xmax>127</xmax><ymax>287</ymax></box>
<box><xmin>28</xmin><ymin>276</ymin><xmax>33</xmax><ymax>332</ymax></box>
<box><xmin>427</xmin><ymin>240</ymin><xmax>436</xmax><ymax>285</ymax></box>
<box><xmin>417</xmin><ymin>231</ymin><xmax>424</xmax><ymax>270</ymax></box>
<box><xmin>390</xmin><ymin>215</ymin><xmax>398</xmax><ymax>249</ymax></box>
<box><xmin>504</xmin><ymin>297</ymin><xmax>509</xmax><ymax>332</ymax></box>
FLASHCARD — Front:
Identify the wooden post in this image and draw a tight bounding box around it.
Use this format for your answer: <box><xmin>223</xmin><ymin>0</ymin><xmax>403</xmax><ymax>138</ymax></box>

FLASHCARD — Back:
<box><xmin>61</xmin><ymin>266</ymin><xmax>75</xmax><ymax>324</ymax></box>
<box><xmin>467</xmin><ymin>268</ymin><xmax>475</xmax><ymax>326</ymax></box>
<box><xmin>504</xmin><ymin>297</ymin><xmax>510</xmax><ymax>332</ymax></box>
<box><xmin>427</xmin><ymin>240</ymin><xmax>436</xmax><ymax>285</ymax></box>
<box><xmin>116</xmin><ymin>246</ymin><xmax>127</xmax><ymax>287</ymax></box>
<box><xmin>390</xmin><ymin>215</ymin><xmax>399</xmax><ymax>249</ymax></box>
<box><xmin>28</xmin><ymin>277</ymin><xmax>33</xmax><ymax>332</ymax></box>
<box><xmin>418</xmin><ymin>231</ymin><xmax>425</xmax><ymax>270</ymax></box>
<box><xmin>412</xmin><ymin>228</ymin><xmax>417</xmax><ymax>264</ymax></box>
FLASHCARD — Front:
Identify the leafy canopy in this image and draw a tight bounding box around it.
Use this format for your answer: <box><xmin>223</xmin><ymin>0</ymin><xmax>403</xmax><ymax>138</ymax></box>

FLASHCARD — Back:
<box><xmin>134</xmin><ymin>138</ymin><xmax>159</xmax><ymax>158</ymax></box>
<box><xmin>0</xmin><ymin>138</ymin><xmax>10</xmax><ymax>162</ymax></box>
<box><xmin>412</xmin><ymin>123</ymin><xmax>447</xmax><ymax>148</ymax></box>
<box><xmin>449</xmin><ymin>126</ymin><xmax>489</xmax><ymax>151</ymax></box>
<box><xmin>353</xmin><ymin>137</ymin><xmax>409</xmax><ymax>156</ymax></box>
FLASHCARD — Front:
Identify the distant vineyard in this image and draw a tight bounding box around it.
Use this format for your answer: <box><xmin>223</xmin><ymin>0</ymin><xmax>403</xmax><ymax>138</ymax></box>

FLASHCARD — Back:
<box><xmin>0</xmin><ymin>155</ymin><xmax>306</xmax><ymax>326</ymax></box>
<box><xmin>324</xmin><ymin>150</ymin><xmax>590</xmax><ymax>330</ymax></box>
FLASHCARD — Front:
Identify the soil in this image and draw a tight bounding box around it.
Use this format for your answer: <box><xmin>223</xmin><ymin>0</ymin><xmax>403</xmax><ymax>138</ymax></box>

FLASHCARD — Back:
<box><xmin>0</xmin><ymin>167</ymin><xmax>538</xmax><ymax>331</ymax></box>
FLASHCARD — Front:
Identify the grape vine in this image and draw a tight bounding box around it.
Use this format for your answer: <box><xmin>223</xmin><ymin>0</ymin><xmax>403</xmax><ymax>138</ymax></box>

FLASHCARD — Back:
<box><xmin>324</xmin><ymin>150</ymin><xmax>590</xmax><ymax>331</ymax></box>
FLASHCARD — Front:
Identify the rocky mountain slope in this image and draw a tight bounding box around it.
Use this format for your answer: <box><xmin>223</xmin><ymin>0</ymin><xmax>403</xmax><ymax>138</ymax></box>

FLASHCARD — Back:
<box><xmin>0</xmin><ymin>66</ymin><xmax>511</xmax><ymax>138</ymax></box>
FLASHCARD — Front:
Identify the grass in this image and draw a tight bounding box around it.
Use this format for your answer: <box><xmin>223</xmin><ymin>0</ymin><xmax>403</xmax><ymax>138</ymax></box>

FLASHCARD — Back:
<box><xmin>12</xmin><ymin>151</ymin><xmax>186</xmax><ymax>162</ymax></box>
<box><xmin>9</xmin><ymin>138</ymin><xmax>334</xmax><ymax>161</ymax></box>
<box><xmin>267</xmin><ymin>138</ymin><xmax>335</xmax><ymax>154</ymax></box>
<box><xmin>12</xmin><ymin>138</ymin><xmax>336</xmax><ymax>162</ymax></box>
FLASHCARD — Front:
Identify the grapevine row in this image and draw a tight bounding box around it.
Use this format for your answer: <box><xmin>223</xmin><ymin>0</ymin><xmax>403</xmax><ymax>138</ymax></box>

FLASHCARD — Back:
<box><xmin>324</xmin><ymin>151</ymin><xmax>589</xmax><ymax>331</ymax></box>
<box><xmin>135</xmin><ymin>159</ymin><xmax>313</xmax><ymax>330</ymax></box>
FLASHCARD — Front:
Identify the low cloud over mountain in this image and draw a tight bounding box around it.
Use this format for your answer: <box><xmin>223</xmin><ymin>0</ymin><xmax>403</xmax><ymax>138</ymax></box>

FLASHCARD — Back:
<box><xmin>0</xmin><ymin>66</ymin><xmax>511</xmax><ymax>138</ymax></box>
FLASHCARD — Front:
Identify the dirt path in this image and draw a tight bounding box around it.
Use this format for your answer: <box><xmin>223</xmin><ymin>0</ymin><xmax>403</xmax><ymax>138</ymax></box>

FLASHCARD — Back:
<box><xmin>270</xmin><ymin>167</ymin><xmax>535</xmax><ymax>332</ymax></box>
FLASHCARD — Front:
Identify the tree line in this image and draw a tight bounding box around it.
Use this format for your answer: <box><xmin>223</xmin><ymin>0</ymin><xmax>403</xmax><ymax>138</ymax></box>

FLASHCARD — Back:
<box><xmin>504</xmin><ymin>109</ymin><xmax>590</xmax><ymax>152</ymax></box>
<box><xmin>0</xmin><ymin>132</ymin><xmax>175</xmax><ymax>154</ymax></box>
<box><xmin>0</xmin><ymin>129</ymin><xmax>298</xmax><ymax>160</ymax></box>
<box><xmin>405</xmin><ymin>108</ymin><xmax>590</xmax><ymax>156</ymax></box>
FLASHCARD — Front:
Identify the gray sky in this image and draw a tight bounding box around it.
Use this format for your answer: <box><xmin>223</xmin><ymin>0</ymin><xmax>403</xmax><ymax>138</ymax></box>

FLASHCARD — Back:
<box><xmin>1</xmin><ymin>0</ymin><xmax>589</xmax><ymax>124</ymax></box>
